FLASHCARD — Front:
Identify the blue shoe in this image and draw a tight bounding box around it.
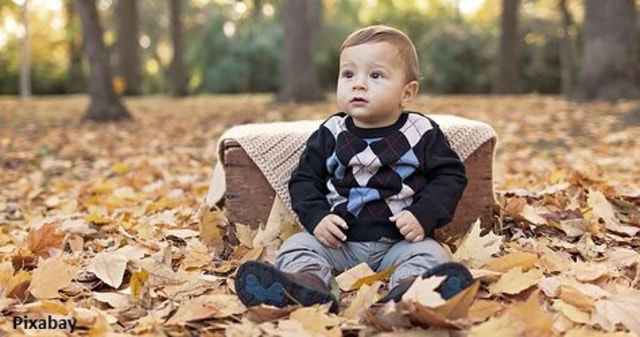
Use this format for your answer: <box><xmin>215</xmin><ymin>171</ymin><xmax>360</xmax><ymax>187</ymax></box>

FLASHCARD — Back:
<box><xmin>235</xmin><ymin>261</ymin><xmax>339</xmax><ymax>313</ymax></box>
<box><xmin>377</xmin><ymin>262</ymin><xmax>473</xmax><ymax>303</ymax></box>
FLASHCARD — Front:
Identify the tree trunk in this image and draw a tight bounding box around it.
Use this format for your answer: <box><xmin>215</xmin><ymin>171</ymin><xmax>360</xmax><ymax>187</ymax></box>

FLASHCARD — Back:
<box><xmin>168</xmin><ymin>0</ymin><xmax>188</xmax><ymax>97</ymax></box>
<box><xmin>19</xmin><ymin>0</ymin><xmax>31</xmax><ymax>98</ymax></box>
<box><xmin>558</xmin><ymin>0</ymin><xmax>574</xmax><ymax>97</ymax></box>
<box><xmin>575</xmin><ymin>0</ymin><xmax>639</xmax><ymax>101</ymax></box>
<box><xmin>74</xmin><ymin>0</ymin><xmax>131</xmax><ymax>121</ymax></box>
<box><xmin>116</xmin><ymin>0</ymin><xmax>142</xmax><ymax>95</ymax></box>
<box><xmin>65</xmin><ymin>0</ymin><xmax>85</xmax><ymax>93</ymax></box>
<box><xmin>493</xmin><ymin>0</ymin><xmax>520</xmax><ymax>94</ymax></box>
<box><xmin>277</xmin><ymin>0</ymin><xmax>324</xmax><ymax>102</ymax></box>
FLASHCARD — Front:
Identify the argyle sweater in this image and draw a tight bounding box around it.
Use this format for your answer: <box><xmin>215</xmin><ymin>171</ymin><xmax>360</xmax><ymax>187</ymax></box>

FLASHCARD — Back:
<box><xmin>289</xmin><ymin>111</ymin><xmax>468</xmax><ymax>242</ymax></box>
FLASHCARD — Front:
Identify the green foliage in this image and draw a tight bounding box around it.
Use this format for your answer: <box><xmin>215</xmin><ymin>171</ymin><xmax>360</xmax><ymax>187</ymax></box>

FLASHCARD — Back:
<box><xmin>418</xmin><ymin>23</ymin><xmax>495</xmax><ymax>94</ymax></box>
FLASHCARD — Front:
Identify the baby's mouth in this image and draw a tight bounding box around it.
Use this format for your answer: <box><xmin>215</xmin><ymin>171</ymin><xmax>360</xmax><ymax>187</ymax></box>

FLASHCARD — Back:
<box><xmin>350</xmin><ymin>97</ymin><xmax>368</xmax><ymax>103</ymax></box>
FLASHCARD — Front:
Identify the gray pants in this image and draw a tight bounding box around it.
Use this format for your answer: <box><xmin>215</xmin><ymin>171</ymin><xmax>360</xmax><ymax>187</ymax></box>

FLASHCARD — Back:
<box><xmin>275</xmin><ymin>232</ymin><xmax>451</xmax><ymax>289</ymax></box>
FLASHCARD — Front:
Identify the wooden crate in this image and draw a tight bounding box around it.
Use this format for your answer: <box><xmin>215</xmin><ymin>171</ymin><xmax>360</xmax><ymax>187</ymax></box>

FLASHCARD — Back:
<box><xmin>221</xmin><ymin>138</ymin><xmax>495</xmax><ymax>245</ymax></box>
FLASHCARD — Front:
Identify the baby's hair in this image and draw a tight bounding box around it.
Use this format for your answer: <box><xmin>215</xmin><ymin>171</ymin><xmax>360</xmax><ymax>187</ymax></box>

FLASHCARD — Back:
<box><xmin>339</xmin><ymin>25</ymin><xmax>419</xmax><ymax>83</ymax></box>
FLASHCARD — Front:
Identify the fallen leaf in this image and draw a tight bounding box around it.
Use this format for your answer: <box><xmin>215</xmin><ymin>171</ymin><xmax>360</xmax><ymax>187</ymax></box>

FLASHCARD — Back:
<box><xmin>570</xmin><ymin>260</ymin><xmax>612</xmax><ymax>282</ymax></box>
<box><xmin>401</xmin><ymin>275</ymin><xmax>446</xmax><ymax>307</ymax></box>
<box><xmin>87</xmin><ymin>252</ymin><xmax>129</xmax><ymax>288</ymax></box>
<box><xmin>591</xmin><ymin>289</ymin><xmax>640</xmax><ymax>335</ymax></box>
<box><xmin>289</xmin><ymin>305</ymin><xmax>343</xmax><ymax>336</ymax></box>
<box><xmin>29</xmin><ymin>256</ymin><xmax>78</xmax><ymax>299</ymax></box>
<box><xmin>552</xmin><ymin>299</ymin><xmax>590</xmax><ymax>324</ymax></box>
<box><xmin>452</xmin><ymin>218</ymin><xmax>503</xmax><ymax>268</ymax></box>
<box><xmin>199</xmin><ymin>207</ymin><xmax>227</xmax><ymax>254</ymax></box>
<box><xmin>236</xmin><ymin>223</ymin><xmax>256</xmax><ymax>249</ymax></box>
<box><xmin>335</xmin><ymin>262</ymin><xmax>375</xmax><ymax>291</ymax></box>
<box><xmin>342</xmin><ymin>281</ymin><xmax>382</xmax><ymax>320</ymax></box>
<box><xmin>490</xmin><ymin>267</ymin><xmax>544</xmax><ymax>295</ymax></box>
<box><xmin>28</xmin><ymin>222</ymin><xmax>65</xmax><ymax>257</ymax></box>
<box><xmin>485</xmin><ymin>251</ymin><xmax>538</xmax><ymax>273</ymax></box>
<box><xmin>468</xmin><ymin>299</ymin><xmax>503</xmax><ymax>322</ymax></box>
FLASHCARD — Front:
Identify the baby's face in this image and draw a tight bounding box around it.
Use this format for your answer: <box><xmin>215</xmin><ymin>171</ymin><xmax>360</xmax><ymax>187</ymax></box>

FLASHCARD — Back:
<box><xmin>337</xmin><ymin>42</ymin><xmax>417</xmax><ymax>128</ymax></box>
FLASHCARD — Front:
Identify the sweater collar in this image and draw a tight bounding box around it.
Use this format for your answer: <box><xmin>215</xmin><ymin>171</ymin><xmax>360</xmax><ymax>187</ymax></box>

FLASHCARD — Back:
<box><xmin>344</xmin><ymin>112</ymin><xmax>409</xmax><ymax>138</ymax></box>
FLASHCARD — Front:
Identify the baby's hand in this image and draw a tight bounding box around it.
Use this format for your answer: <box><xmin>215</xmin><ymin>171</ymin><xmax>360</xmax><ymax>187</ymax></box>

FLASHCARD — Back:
<box><xmin>313</xmin><ymin>214</ymin><xmax>348</xmax><ymax>248</ymax></box>
<box><xmin>390</xmin><ymin>211</ymin><xmax>425</xmax><ymax>242</ymax></box>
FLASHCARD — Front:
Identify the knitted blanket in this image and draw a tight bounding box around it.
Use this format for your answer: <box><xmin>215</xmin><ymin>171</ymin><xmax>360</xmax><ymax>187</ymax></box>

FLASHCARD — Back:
<box><xmin>206</xmin><ymin>115</ymin><xmax>497</xmax><ymax>212</ymax></box>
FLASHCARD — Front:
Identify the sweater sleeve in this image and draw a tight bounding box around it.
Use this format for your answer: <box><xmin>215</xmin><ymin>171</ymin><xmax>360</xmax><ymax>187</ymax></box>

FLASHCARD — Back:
<box><xmin>405</xmin><ymin>122</ymin><xmax>468</xmax><ymax>237</ymax></box>
<box><xmin>288</xmin><ymin>127</ymin><xmax>334</xmax><ymax>233</ymax></box>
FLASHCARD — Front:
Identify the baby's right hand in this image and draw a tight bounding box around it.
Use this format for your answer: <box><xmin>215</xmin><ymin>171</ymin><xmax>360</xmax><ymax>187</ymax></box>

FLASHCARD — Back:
<box><xmin>313</xmin><ymin>214</ymin><xmax>348</xmax><ymax>248</ymax></box>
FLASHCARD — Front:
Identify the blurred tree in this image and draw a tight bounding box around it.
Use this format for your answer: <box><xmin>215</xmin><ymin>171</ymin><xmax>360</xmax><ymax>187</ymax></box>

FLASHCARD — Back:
<box><xmin>558</xmin><ymin>0</ymin><xmax>575</xmax><ymax>96</ymax></box>
<box><xmin>116</xmin><ymin>0</ymin><xmax>141</xmax><ymax>95</ymax></box>
<box><xmin>575</xmin><ymin>0</ymin><xmax>639</xmax><ymax>100</ymax></box>
<box><xmin>19</xmin><ymin>0</ymin><xmax>31</xmax><ymax>98</ymax></box>
<box><xmin>168</xmin><ymin>0</ymin><xmax>188</xmax><ymax>97</ymax></box>
<box><xmin>277</xmin><ymin>0</ymin><xmax>324</xmax><ymax>102</ymax></box>
<box><xmin>74</xmin><ymin>0</ymin><xmax>130</xmax><ymax>121</ymax></box>
<box><xmin>65</xmin><ymin>0</ymin><xmax>85</xmax><ymax>93</ymax></box>
<box><xmin>494</xmin><ymin>0</ymin><xmax>520</xmax><ymax>94</ymax></box>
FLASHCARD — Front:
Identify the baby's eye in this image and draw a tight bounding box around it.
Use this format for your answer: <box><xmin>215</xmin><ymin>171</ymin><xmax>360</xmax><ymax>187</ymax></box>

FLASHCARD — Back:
<box><xmin>370</xmin><ymin>72</ymin><xmax>382</xmax><ymax>79</ymax></box>
<box><xmin>341</xmin><ymin>70</ymin><xmax>354</xmax><ymax>79</ymax></box>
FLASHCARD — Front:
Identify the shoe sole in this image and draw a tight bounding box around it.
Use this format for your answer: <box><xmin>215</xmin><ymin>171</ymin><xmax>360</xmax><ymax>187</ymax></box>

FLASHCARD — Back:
<box><xmin>235</xmin><ymin>261</ymin><xmax>338</xmax><ymax>312</ymax></box>
<box><xmin>377</xmin><ymin>262</ymin><xmax>474</xmax><ymax>303</ymax></box>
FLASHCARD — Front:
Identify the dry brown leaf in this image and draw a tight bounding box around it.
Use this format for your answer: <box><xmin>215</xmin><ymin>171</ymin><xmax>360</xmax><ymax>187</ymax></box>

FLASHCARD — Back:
<box><xmin>289</xmin><ymin>305</ymin><xmax>343</xmax><ymax>337</ymax></box>
<box><xmin>485</xmin><ymin>251</ymin><xmax>538</xmax><ymax>273</ymax></box>
<box><xmin>28</xmin><ymin>222</ymin><xmax>65</xmax><ymax>257</ymax></box>
<box><xmin>490</xmin><ymin>267</ymin><xmax>544</xmax><ymax>295</ymax></box>
<box><xmin>570</xmin><ymin>260</ymin><xmax>612</xmax><ymax>282</ymax></box>
<box><xmin>552</xmin><ymin>299</ymin><xmax>590</xmax><ymax>324</ymax></box>
<box><xmin>468</xmin><ymin>299</ymin><xmax>503</xmax><ymax>322</ymax></box>
<box><xmin>29</xmin><ymin>256</ymin><xmax>78</xmax><ymax>299</ymax></box>
<box><xmin>557</xmin><ymin>285</ymin><xmax>596</xmax><ymax>310</ymax></box>
<box><xmin>180</xmin><ymin>239</ymin><xmax>213</xmax><ymax>270</ymax></box>
<box><xmin>342</xmin><ymin>281</ymin><xmax>382</xmax><ymax>320</ymax></box>
<box><xmin>335</xmin><ymin>262</ymin><xmax>375</xmax><ymax>291</ymax></box>
<box><xmin>87</xmin><ymin>252</ymin><xmax>129</xmax><ymax>288</ymax></box>
<box><xmin>591</xmin><ymin>289</ymin><xmax>640</xmax><ymax>335</ymax></box>
<box><xmin>452</xmin><ymin>218</ymin><xmax>503</xmax><ymax>268</ymax></box>
<box><xmin>235</xmin><ymin>223</ymin><xmax>256</xmax><ymax>249</ymax></box>
<box><xmin>199</xmin><ymin>207</ymin><xmax>227</xmax><ymax>254</ymax></box>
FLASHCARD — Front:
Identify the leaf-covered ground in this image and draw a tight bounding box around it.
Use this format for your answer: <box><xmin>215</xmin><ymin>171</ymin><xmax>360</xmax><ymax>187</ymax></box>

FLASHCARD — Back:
<box><xmin>1</xmin><ymin>95</ymin><xmax>639</xmax><ymax>336</ymax></box>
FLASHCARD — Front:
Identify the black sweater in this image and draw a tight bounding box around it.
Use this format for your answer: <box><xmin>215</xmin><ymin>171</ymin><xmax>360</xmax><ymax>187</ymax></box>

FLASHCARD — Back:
<box><xmin>289</xmin><ymin>111</ymin><xmax>468</xmax><ymax>241</ymax></box>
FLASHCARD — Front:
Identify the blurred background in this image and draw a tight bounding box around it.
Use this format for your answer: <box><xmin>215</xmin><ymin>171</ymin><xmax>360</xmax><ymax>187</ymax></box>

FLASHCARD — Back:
<box><xmin>0</xmin><ymin>0</ymin><xmax>638</xmax><ymax>105</ymax></box>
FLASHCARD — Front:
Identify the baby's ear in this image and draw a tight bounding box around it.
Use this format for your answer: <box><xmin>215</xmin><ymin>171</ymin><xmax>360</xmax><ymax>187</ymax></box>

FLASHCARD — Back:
<box><xmin>400</xmin><ymin>80</ymin><xmax>419</xmax><ymax>107</ymax></box>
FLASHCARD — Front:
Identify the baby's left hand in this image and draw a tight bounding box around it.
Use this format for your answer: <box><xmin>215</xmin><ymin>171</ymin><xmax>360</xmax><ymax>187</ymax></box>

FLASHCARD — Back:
<box><xmin>389</xmin><ymin>210</ymin><xmax>425</xmax><ymax>242</ymax></box>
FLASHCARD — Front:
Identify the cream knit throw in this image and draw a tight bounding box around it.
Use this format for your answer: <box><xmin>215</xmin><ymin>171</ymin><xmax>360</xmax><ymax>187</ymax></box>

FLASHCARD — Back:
<box><xmin>206</xmin><ymin>115</ymin><xmax>497</xmax><ymax>212</ymax></box>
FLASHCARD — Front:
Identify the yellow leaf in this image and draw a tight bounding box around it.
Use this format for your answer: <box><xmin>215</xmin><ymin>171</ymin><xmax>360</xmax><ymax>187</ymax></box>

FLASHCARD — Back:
<box><xmin>199</xmin><ymin>207</ymin><xmax>227</xmax><ymax>254</ymax></box>
<box><xmin>110</xmin><ymin>161</ymin><xmax>129</xmax><ymax>174</ymax></box>
<box><xmin>557</xmin><ymin>285</ymin><xmax>595</xmax><ymax>310</ymax></box>
<box><xmin>85</xmin><ymin>212</ymin><xmax>110</xmax><ymax>225</ymax></box>
<box><xmin>485</xmin><ymin>251</ymin><xmax>538</xmax><ymax>273</ymax></box>
<box><xmin>335</xmin><ymin>262</ymin><xmax>375</xmax><ymax>291</ymax></box>
<box><xmin>29</xmin><ymin>256</ymin><xmax>78</xmax><ymax>299</ymax></box>
<box><xmin>342</xmin><ymin>281</ymin><xmax>382</xmax><ymax>320</ymax></box>
<box><xmin>552</xmin><ymin>299</ymin><xmax>590</xmax><ymax>324</ymax></box>
<box><xmin>130</xmin><ymin>269</ymin><xmax>149</xmax><ymax>301</ymax></box>
<box><xmin>349</xmin><ymin>265</ymin><xmax>397</xmax><ymax>291</ymax></box>
<box><xmin>433</xmin><ymin>280</ymin><xmax>480</xmax><ymax>320</ymax></box>
<box><xmin>490</xmin><ymin>267</ymin><xmax>543</xmax><ymax>295</ymax></box>
<box><xmin>289</xmin><ymin>305</ymin><xmax>343</xmax><ymax>336</ymax></box>
<box><xmin>452</xmin><ymin>218</ymin><xmax>503</xmax><ymax>268</ymax></box>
